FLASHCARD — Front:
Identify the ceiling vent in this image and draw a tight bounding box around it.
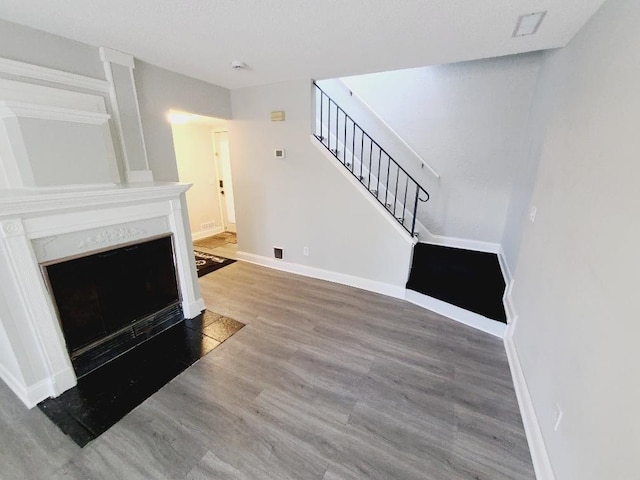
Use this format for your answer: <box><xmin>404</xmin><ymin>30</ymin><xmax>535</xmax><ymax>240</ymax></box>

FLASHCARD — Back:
<box><xmin>513</xmin><ymin>11</ymin><xmax>547</xmax><ymax>37</ymax></box>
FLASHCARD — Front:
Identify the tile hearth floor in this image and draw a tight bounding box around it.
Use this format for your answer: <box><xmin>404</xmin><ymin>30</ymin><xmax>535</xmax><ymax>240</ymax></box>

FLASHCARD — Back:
<box><xmin>38</xmin><ymin>311</ymin><xmax>245</xmax><ymax>447</ymax></box>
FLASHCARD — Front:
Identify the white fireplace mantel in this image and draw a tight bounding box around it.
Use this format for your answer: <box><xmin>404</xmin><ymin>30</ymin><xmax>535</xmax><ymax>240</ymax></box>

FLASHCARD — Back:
<box><xmin>0</xmin><ymin>182</ymin><xmax>204</xmax><ymax>408</ymax></box>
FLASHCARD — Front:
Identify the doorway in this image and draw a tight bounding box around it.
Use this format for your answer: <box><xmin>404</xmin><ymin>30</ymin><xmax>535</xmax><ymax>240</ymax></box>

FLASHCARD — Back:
<box><xmin>213</xmin><ymin>131</ymin><xmax>236</xmax><ymax>233</ymax></box>
<box><xmin>169</xmin><ymin>110</ymin><xmax>238</xmax><ymax>260</ymax></box>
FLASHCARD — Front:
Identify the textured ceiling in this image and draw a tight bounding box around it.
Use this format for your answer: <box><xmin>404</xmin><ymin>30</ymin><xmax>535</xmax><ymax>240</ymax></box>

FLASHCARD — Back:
<box><xmin>0</xmin><ymin>0</ymin><xmax>607</xmax><ymax>89</ymax></box>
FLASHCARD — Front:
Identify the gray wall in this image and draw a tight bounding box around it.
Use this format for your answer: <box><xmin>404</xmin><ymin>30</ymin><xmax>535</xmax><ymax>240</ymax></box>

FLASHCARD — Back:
<box><xmin>340</xmin><ymin>54</ymin><xmax>543</xmax><ymax>243</ymax></box>
<box><xmin>0</xmin><ymin>18</ymin><xmax>104</xmax><ymax>79</ymax></box>
<box><xmin>499</xmin><ymin>60</ymin><xmax>548</xmax><ymax>273</ymax></box>
<box><xmin>230</xmin><ymin>80</ymin><xmax>412</xmax><ymax>286</ymax></box>
<box><xmin>509</xmin><ymin>0</ymin><xmax>639</xmax><ymax>477</ymax></box>
<box><xmin>134</xmin><ymin>61</ymin><xmax>232</xmax><ymax>182</ymax></box>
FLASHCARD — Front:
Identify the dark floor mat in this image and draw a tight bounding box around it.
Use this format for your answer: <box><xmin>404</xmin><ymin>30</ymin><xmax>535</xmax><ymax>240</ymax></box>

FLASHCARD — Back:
<box><xmin>38</xmin><ymin>311</ymin><xmax>244</xmax><ymax>447</ymax></box>
<box><xmin>406</xmin><ymin>243</ymin><xmax>506</xmax><ymax>323</ymax></box>
<box><xmin>194</xmin><ymin>250</ymin><xmax>236</xmax><ymax>277</ymax></box>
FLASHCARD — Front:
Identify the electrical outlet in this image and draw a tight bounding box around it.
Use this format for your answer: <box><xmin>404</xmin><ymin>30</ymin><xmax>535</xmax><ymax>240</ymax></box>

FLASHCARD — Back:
<box><xmin>303</xmin><ymin>246</ymin><xmax>309</xmax><ymax>256</ymax></box>
<box><xmin>552</xmin><ymin>403</ymin><xmax>563</xmax><ymax>431</ymax></box>
<box><xmin>201</xmin><ymin>222</ymin><xmax>215</xmax><ymax>231</ymax></box>
<box><xmin>528</xmin><ymin>206</ymin><xmax>537</xmax><ymax>223</ymax></box>
<box><xmin>274</xmin><ymin>247</ymin><xmax>283</xmax><ymax>259</ymax></box>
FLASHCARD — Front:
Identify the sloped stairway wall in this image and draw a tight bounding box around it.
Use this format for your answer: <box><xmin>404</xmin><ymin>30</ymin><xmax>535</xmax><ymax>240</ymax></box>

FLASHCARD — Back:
<box><xmin>318</xmin><ymin>54</ymin><xmax>542</xmax><ymax>246</ymax></box>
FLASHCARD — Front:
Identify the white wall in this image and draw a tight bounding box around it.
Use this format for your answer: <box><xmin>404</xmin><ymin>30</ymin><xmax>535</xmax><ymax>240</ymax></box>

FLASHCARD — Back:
<box><xmin>134</xmin><ymin>62</ymin><xmax>232</xmax><ymax>182</ymax></box>
<box><xmin>171</xmin><ymin>122</ymin><xmax>224</xmax><ymax>238</ymax></box>
<box><xmin>230</xmin><ymin>80</ymin><xmax>412</xmax><ymax>288</ymax></box>
<box><xmin>508</xmin><ymin>0</ymin><xmax>640</xmax><ymax>478</ymax></box>
<box><xmin>340</xmin><ymin>54</ymin><xmax>543</xmax><ymax>244</ymax></box>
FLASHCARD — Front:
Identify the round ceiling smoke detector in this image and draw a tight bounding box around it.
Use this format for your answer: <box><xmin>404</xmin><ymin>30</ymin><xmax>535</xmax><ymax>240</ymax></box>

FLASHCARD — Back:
<box><xmin>231</xmin><ymin>60</ymin><xmax>247</xmax><ymax>70</ymax></box>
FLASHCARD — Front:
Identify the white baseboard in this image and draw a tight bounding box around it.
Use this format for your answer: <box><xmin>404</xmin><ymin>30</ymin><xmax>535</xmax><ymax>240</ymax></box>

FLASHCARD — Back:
<box><xmin>0</xmin><ymin>363</ymin><xmax>31</xmax><ymax>408</ymax></box>
<box><xmin>497</xmin><ymin>246</ymin><xmax>516</xmax><ymax>324</ymax></box>
<box><xmin>183</xmin><ymin>298</ymin><xmax>206</xmax><ymax>319</ymax></box>
<box><xmin>192</xmin><ymin>226</ymin><xmax>224</xmax><ymax>241</ymax></box>
<box><xmin>237</xmin><ymin>251</ymin><xmax>406</xmax><ymax>299</ymax></box>
<box><xmin>497</xmin><ymin>245</ymin><xmax>514</xmax><ymax>285</ymax></box>
<box><xmin>505</xmin><ymin>319</ymin><xmax>556</xmax><ymax>480</ymax></box>
<box><xmin>404</xmin><ymin>289</ymin><xmax>506</xmax><ymax>338</ymax></box>
<box><xmin>51</xmin><ymin>367</ymin><xmax>77</xmax><ymax>398</ymax></box>
<box><xmin>426</xmin><ymin>234</ymin><xmax>500</xmax><ymax>254</ymax></box>
<box><xmin>0</xmin><ymin>363</ymin><xmax>56</xmax><ymax>409</ymax></box>
<box><xmin>503</xmin><ymin>281</ymin><xmax>517</xmax><ymax>324</ymax></box>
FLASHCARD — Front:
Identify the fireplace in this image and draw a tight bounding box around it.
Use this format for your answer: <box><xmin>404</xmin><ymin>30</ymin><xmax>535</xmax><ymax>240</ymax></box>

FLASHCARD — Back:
<box><xmin>0</xmin><ymin>183</ymin><xmax>205</xmax><ymax>408</ymax></box>
<box><xmin>0</xmin><ymin>55</ymin><xmax>205</xmax><ymax>408</ymax></box>
<box><xmin>43</xmin><ymin>235</ymin><xmax>183</xmax><ymax>378</ymax></box>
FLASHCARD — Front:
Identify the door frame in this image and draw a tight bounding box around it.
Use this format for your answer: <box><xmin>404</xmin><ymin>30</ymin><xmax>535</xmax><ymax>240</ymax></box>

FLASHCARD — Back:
<box><xmin>212</xmin><ymin>130</ymin><xmax>236</xmax><ymax>233</ymax></box>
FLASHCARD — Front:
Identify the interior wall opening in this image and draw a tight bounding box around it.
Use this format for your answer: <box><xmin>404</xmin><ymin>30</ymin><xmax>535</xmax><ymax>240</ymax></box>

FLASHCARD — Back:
<box><xmin>168</xmin><ymin>110</ymin><xmax>237</xmax><ymax>261</ymax></box>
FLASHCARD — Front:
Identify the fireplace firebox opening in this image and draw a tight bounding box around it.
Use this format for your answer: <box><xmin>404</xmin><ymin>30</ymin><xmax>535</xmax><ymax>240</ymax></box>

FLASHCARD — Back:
<box><xmin>42</xmin><ymin>235</ymin><xmax>183</xmax><ymax>378</ymax></box>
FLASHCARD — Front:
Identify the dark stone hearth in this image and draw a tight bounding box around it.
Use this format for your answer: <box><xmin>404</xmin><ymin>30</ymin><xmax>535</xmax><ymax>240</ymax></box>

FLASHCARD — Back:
<box><xmin>38</xmin><ymin>311</ymin><xmax>244</xmax><ymax>447</ymax></box>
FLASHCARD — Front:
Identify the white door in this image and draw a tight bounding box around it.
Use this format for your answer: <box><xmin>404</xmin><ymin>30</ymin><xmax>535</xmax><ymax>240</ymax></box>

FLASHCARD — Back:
<box><xmin>214</xmin><ymin>131</ymin><xmax>236</xmax><ymax>232</ymax></box>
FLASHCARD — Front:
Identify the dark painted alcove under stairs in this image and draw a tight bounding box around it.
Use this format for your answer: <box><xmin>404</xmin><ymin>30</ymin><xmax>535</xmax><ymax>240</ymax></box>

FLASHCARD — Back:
<box><xmin>406</xmin><ymin>243</ymin><xmax>507</xmax><ymax>323</ymax></box>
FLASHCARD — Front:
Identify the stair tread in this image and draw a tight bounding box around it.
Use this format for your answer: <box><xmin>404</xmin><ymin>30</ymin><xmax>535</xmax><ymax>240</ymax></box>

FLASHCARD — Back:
<box><xmin>406</xmin><ymin>243</ymin><xmax>506</xmax><ymax>323</ymax></box>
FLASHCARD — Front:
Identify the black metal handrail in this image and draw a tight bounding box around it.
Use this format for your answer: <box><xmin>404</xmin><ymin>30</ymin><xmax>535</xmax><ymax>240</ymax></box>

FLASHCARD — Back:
<box><xmin>313</xmin><ymin>82</ymin><xmax>430</xmax><ymax>237</ymax></box>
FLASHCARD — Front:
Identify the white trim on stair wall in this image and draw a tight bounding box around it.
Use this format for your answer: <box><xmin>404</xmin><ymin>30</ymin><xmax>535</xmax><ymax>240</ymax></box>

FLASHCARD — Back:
<box><xmin>311</xmin><ymin>134</ymin><xmax>503</xmax><ymax>254</ymax></box>
<box><xmin>497</xmin><ymin>245</ymin><xmax>516</xmax><ymax>324</ymax></box>
<box><xmin>236</xmin><ymin>251</ymin><xmax>407</xmax><ymax>300</ymax></box>
<box><xmin>310</xmin><ymin>135</ymin><xmax>416</xmax><ymax>246</ymax></box>
<box><xmin>504</xmin><ymin>315</ymin><xmax>556</xmax><ymax>480</ymax></box>
<box><xmin>404</xmin><ymin>289</ymin><xmax>506</xmax><ymax>338</ymax></box>
<box><xmin>424</xmin><ymin>233</ymin><xmax>500</xmax><ymax>254</ymax></box>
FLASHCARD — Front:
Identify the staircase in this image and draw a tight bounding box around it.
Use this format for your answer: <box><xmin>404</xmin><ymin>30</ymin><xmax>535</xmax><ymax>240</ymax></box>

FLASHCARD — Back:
<box><xmin>313</xmin><ymin>81</ymin><xmax>507</xmax><ymax>335</ymax></box>
<box><xmin>313</xmin><ymin>82</ymin><xmax>430</xmax><ymax>238</ymax></box>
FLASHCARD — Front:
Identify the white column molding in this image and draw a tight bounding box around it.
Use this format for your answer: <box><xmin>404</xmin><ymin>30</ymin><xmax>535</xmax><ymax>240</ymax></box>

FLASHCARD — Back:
<box><xmin>99</xmin><ymin>47</ymin><xmax>153</xmax><ymax>184</ymax></box>
<box><xmin>1</xmin><ymin>219</ymin><xmax>25</xmax><ymax>237</ymax></box>
<box><xmin>125</xmin><ymin>169</ymin><xmax>155</xmax><ymax>183</ymax></box>
<box><xmin>168</xmin><ymin>195</ymin><xmax>204</xmax><ymax>318</ymax></box>
<box><xmin>98</xmin><ymin>48</ymin><xmax>135</xmax><ymax>69</ymax></box>
<box><xmin>0</xmin><ymin>219</ymin><xmax>76</xmax><ymax>404</ymax></box>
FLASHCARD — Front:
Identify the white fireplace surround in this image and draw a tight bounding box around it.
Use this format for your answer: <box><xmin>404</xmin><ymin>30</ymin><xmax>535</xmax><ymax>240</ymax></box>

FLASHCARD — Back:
<box><xmin>0</xmin><ymin>183</ymin><xmax>205</xmax><ymax>408</ymax></box>
<box><xmin>0</xmin><ymin>51</ymin><xmax>207</xmax><ymax>408</ymax></box>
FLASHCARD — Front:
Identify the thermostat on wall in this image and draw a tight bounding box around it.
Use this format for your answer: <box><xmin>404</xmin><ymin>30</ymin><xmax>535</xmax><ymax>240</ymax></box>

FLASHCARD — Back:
<box><xmin>274</xmin><ymin>148</ymin><xmax>286</xmax><ymax>159</ymax></box>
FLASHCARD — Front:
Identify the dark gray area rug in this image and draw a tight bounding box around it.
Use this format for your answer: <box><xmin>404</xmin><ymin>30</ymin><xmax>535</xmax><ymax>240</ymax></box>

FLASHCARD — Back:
<box><xmin>194</xmin><ymin>250</ymin><xmax>235</xmax><ymax>277</ymax></box>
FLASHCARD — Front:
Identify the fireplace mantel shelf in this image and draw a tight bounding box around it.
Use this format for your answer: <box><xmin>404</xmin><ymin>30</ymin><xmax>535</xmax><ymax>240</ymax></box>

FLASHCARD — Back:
<box><xmin>0</xmin><ymin>182</ymin><xmax>191</xmax><ymax>217</ymax></box>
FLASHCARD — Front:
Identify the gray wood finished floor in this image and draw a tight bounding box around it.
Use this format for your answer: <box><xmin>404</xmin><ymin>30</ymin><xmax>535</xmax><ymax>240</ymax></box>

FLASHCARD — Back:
<box><xmin>0</xmin><ymin>262</ymin><xmax>535</xmax><ymax>480</ymax></box>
